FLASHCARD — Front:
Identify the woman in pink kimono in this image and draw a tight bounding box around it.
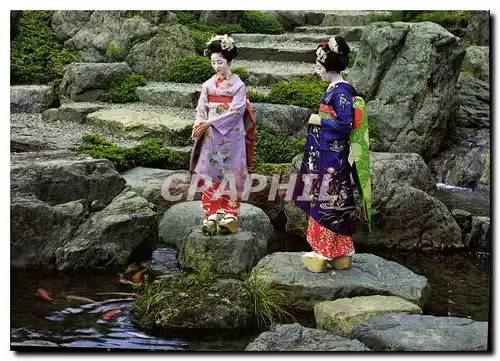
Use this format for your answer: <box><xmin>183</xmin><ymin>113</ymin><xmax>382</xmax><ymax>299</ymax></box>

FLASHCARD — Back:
<box><xmin>190</xmin><ymin>34</ymin><xmax>255</xmax><ymax>235</ymax></box>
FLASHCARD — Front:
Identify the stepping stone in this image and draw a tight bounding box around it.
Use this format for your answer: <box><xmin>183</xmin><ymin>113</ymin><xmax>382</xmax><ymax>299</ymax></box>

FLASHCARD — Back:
<box><xmin>351</xmin><ymin>313</ymin><xmax>489</xmax><ymax>351</ymax></box>
<box><xmin>86</xmin><ymin>107</ymin><xmax>193</xmax><ymax>140</ymax></box>
<box><xmin>294</xmin><ymin>26</ymin><xmax>365</xmax><ymax>42</ymax></box>
<box><xmin>252</xmin><ymin>252</ymin><xmax>430</xmax><ymax>310</ymax></box>
<box><xmin>158</xmin><ymin>201</ymin><xmax>274</xmax><ymax>259</ymax></box>
<box><xmin>10</xmin><ymin>85</ymin><xmax>54</xmax><ymax>114</ymax></box>
<box><xmin>321</xmin><ymin>11</ymin><xmax>392</xmax><ymax>26</ymax></box>
<box><xmin>232</xmin><ymin>60</ymin><xmax>316</xmax><ymax>86</ymax></box>
<box><xmin>314</xmin><ymin>295</ymin><xmax>422</xmax><ymax>338</ymax></box>
<box><xmin>42</xmin><ymin>102</ymin><xmax>106</xmax><ymax>123</ymax></box>
<box><xmin>178</xmin><ymin>227</ymin><xmax>260</xmax><ymax>278</ymax></box>
<box><xmin>245</xmin><ymin>323</ymin><xmax>370</xmax><ymax>351</ymax></box>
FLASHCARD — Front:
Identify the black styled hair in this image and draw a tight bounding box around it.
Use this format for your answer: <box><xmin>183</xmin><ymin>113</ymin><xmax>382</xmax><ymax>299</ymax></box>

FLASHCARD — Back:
<box><xmin>316</xmin><ymin>36</ymin><xmax>350</xmax><ymax>73</ymax></box>
<box><xmin>206</xmin><ymin>40</ymin><xmax>238</xmax><ymax>63</ymax></box>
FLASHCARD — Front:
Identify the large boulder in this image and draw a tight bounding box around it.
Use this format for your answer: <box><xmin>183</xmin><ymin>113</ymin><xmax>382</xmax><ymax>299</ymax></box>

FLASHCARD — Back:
<box><xmin>54</xmin><ymin>10</ymin><xmax>191</xmax><ymax>79</ymax></box>
<box><xmin>455</xmin><ymin>75</ymin><xmax>489</xmax><ymax>129</ymax></box>
<box><xmin>125</xmin><ymin>24</ymin><xmax>195</xmax><ymax>81</ymax></box>
<box><xmin>245</xmin><ymin>323</ymin><xmax>370</xmax><ymax>351</ymax></box>
<box><xmin>179</xmin><ymin>228</ymin><xmax>261</xmax><ymax>278</ymax></box>
<box><xmin>348</xmin><ymin>22</ymin><xmax>465</xmax><ymax>161</ymax></box>
<box><xmin>253</xmin><ymin>252</ymin><xmax>430</xmax><ymax>309</ymax></box>
<box><xmin>314</xmin><ymin>295</ymin><xmax>422</xmax><ymax>338</ymax></box>
<box><xmin>428</xmin><ymin>128</ymin><xmax>489</xmax><ymax>190</ymax></box>
<box><xmin>51</xmin><ymin>10</ymin><xmax>93</xmax><ymax>41</ymax></box>
<box><xmin>462</xmin><ymin>46</ymin><xmax>489</xmax><ymax>82</ymax></box>
<box><xmin>121</xmin><ymin>167</ymin><xmax>191</xmax><ymax>214</ymax></box>
<box><xmin>59</xmin><ymin>62</ymin><xmax>132</xmax><ymax>102</ymax></box>
<box><xmin>466</xmin><ymin>11</ymin><xmax>490</xmax><ymax>46</ymax></box>
<box><xmin>10</xmin><ymin>153</ymin><xmax>158</xmax><ymax>269</ymax></box>
<box><xmin>158</xmin><ymin>201</ymin><xmax>274</xmax><ymax>258</ymax></box>
<box><xmin>351</xmin><ymin>313</ymin><xmax>488</xmax><ymax>351</ymax></box>
<box><xmin>55</xmin><ymin>187</ymin><xmax>158</xmax><ymax>270</ymax></box>
<box><xmin>10</xmin><ymin>86</ymin><xmax>54</xmax><ymax>113</ymax></box>
<box><xmin>251</xmin><ymin>103</ymin><xmax>310</xmax><ymax>137</ymax></box>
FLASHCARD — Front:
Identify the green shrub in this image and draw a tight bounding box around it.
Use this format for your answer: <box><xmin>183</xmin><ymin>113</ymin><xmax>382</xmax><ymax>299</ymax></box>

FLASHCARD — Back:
<box><xmin>173</xmin><ymin>11</ymin><xmax>201</xmax><ymax>27</ymax></box>
<box><xmin>10</xmin><ymin>10</ymin><xmax>81</xmax><ymax>85</ymax></box>
<box><xmin>79</xmin><ymin>134</ymin><xmax>187</xmax><ymax>172</ymax></box>
<box><xmin>166</xmin><ymin>56</ymin><xmax>214</xmax><ymax>83</ymax></box>
<box><xmin>102</xmin><ymin>74</ymin><xmax>148</xmax><ymax>103</ymax></box>
<box><xmin>232</xmin><ymin>67</ymin><xmax>249</xmax><ymax>83</ymax></box>
<box><xmin>240</xmin><ymin>11</ymin><xmax>284</xmax><ymax>34</ymax></box>
<box><xmin>349</xmin><ymin>51</ymin><xmax>357</xmax><ymax>67</ymax></box>
<box><xmin>191</xmin><ymin>29</ymin><xmax>211</xmax><ymax>55</ymax></box>
<box><xmin>369</xmin><ymin>11</ymin><xmax>405</xmax><ymax>23</ymax></box>
<box><xmin>248</xmin><ymin>90</ymin><xmax>269</xmax><ymax>103</ymax></box>
<box><xmin>266</xmin><ymin>79</ymin><xmax>327</xmax><ymax>112</ymax></box>
<box><xmin>253</xmin><ymin>125</ymin><xmax>305</xmax><ymax>166</ymax></box>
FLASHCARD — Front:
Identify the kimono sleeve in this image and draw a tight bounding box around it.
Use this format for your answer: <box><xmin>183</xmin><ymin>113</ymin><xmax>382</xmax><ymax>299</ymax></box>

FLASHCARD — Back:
<box><xmin>209</xmin><ymin>84</ymin><xmax>247</xmax><ymax>136</ymax></box>
<box><xmin>320</xmin><ymin>91</ymin><xmax>353</xmax><ymax>136</ymax></box>
<box><xmin>195</xmin><ymin>84</ymin><xmax>209</xmax><ymax>124</ymax></box>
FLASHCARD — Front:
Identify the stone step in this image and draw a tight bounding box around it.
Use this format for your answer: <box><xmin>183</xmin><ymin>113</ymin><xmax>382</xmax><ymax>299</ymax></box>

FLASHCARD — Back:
<box><xmin>293</xmin><ymin>26</ymin><xmax>365</xmax><ymax>42</ymax></box>
<box><xmin>233</xmin><ymin>60</ymin><xmax>316</xmax><ymax>86</ymax></box>
<box><xmin>321</xmin><ymin>10</ymin><xmax>392</xmax><ymax>26</ymax></box>
<box><xmin>136</xmin><ymin>82</ymin><xmax>272</xmax><ymax>108</ymax></box>
<box><xmin>85</xmin><ymin>103</ymin><xmax>195</xmax><ymax>140</ymax></box>
<box><xmin>237</xmin><ymin>41</ymin><xmax>359</xmax><ymax>62</ymax></box>
<box><xmin>233</xmin><ymin>32</ymin><xmax>331</xmax><ymax>45</ymax></box>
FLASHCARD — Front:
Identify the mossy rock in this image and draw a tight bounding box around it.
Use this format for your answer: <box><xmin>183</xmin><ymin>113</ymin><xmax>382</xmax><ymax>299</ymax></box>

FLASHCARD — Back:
<box><xmin>132</xmin><ymin>275</ymin><xmax>251</xmax><ymax>331</ymax></box>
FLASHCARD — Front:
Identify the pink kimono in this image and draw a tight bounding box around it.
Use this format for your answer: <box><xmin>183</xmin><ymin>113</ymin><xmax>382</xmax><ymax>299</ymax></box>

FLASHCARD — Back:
<box><xmin>189</xmin><ymin>73</ymin><xmax>253</xmax><ymax>218</ymax></box>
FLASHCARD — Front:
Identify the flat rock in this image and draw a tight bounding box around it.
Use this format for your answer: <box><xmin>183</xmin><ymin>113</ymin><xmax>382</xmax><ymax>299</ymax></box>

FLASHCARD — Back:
<box><xmin>314</xmin><ymin>295</ymin><xmax>422</xmax><ymax>338</ymax></box>
<box><xmin>54</xmin><ymin>102</ymin><xmax>106</xmax><ymax>123</ymax></box>
<box><xmin>253</xmin><ymin>252</ymin><xmax>430</xmax><ymax>309</ymax></box>
<box><xmin>136</xmin><ymin>82</ymin><xmax>201</xmax><ymax>109</ymax></box>
<box><xmin>10</xmin><ymin>85</ymin><xmax>54</xmax><ymax>113</ymax></box>
<box><xmin>86</xmin><ymin>108</ymin><xmax>192</xmax><ymax>139</ymax></box>
<box><xmin>294</xmin><ymin>25</ymin><xmax>365</xmax><ymax>42</ymax></box>
<box><xmin>245</xmin><ymin>323</ymin><xmax>370</xmax><ymax>351</ymax></box>
<box><xmin>351</xmin><ymin>313</ymin><xmax>488</xmax><ymax>351</ymax></box>
<box><xmin>158</xmin><ymin>201</ymin><xmax>274</xmax><ymax>259</ymax></box>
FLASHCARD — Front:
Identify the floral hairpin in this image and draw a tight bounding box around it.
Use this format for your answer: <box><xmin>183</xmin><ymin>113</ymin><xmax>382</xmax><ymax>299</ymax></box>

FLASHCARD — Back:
<box><xmin>316</xmin><ymin>47</ymin><xmax>328</xmax><ymax>63</ymax></box>
<box><xmin>328</xmin><ymin>36</ymin><xmax>341</xmax><ymax>54</ymax></box>
<box><xmin>206</xmin><ymin>34</ymin><xmax>236</xmax><ymax>51</ymax></box>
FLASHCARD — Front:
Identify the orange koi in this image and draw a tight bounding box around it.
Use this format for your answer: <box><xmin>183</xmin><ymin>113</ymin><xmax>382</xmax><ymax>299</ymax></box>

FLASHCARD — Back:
<box><xmin>131</xmin><ymin>269</ymin><xmax>145</xmax><ymax>284</ymax></box>
<box><xmin>36</xmin><ymin>288</ymin><xmax>53</xmax><ymax>303</ymax></box>
<box><xmin>101</xmin><ymin>309</ymin><xmax>121</xmax><ymax>321</ymax></box>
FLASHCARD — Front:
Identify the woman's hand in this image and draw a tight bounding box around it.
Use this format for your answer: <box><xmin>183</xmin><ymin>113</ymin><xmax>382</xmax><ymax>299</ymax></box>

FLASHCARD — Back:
<box><xmin>308</xmin><ymin>114</ymin><xmax>321</xmax><ymax>126</ymax></box>
<box><xmin>192</xmin><ymin>122</ymin><xmax>210</xmax><ymax>139</ymax></box>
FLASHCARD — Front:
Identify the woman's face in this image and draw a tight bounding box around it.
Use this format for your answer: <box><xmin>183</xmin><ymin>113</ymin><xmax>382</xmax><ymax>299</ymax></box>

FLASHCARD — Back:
<box><xmin>315</xmin><ymin>61</ymin><xmax>328</xmax><ymax>81</ymax></box>
<box><xmin>211</xmin><ymin>53</ymin><xmax>230</xmax><ymax>77</ymax></box>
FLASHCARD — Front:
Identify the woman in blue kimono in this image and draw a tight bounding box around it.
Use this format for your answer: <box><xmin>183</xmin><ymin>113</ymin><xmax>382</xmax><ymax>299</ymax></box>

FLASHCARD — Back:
<box><xmin>292</xmin><ymin>36</ymin><xmax>357</xmax><ymax>272</ymax></box>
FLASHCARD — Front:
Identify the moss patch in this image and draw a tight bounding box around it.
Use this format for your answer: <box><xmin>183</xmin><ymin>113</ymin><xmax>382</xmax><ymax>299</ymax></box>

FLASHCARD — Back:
<box><xmin>78</xmin><ymin>134</ymin><xmax>187</xmax><ymax>172</ymax></box>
